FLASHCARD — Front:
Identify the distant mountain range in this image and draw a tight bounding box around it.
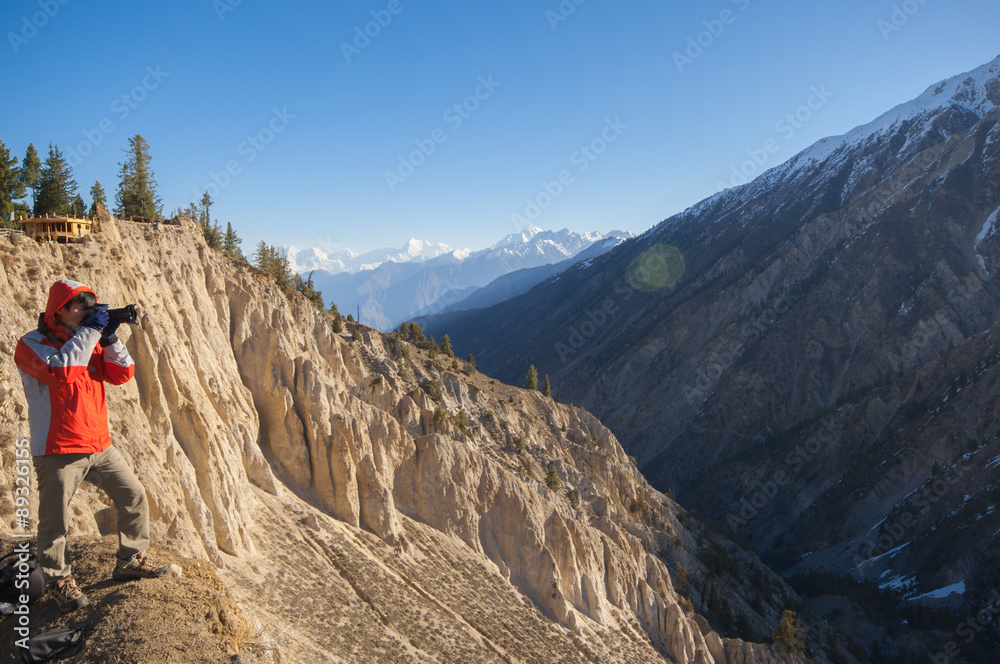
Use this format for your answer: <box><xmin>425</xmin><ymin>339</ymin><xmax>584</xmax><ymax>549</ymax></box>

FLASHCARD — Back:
<box><xmin>287</xmin><ymin>226</ymin><xmax>632</xmax><ymax>330</ymax></box>
<box><xmin>412</xmin><ymin>234</ymin><xmax>629</xmax><ymax>319</ymax></box>
<box><xmin>421</xmin><ymin>55</ymin><xmax>1000</xmax><ymax>654</ymax></box>
<box><xmin>287</xmin><ymin>237</ymin><xmax>457</xmax><ymax>275</ymax></box>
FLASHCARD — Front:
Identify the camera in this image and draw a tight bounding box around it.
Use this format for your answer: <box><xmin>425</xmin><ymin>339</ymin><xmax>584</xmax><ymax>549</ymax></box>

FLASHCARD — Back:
<box><xmin>98</xmin><ymin>304</ymin><xmax>140</xmax><ymax>326</ymax></box>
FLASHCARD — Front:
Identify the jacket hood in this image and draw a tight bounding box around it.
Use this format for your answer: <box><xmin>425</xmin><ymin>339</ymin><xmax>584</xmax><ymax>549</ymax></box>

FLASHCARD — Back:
<box><xmin>43</xmin><ymin>279</ymin><xmax>96</xmax><ymax>335</ymax></box>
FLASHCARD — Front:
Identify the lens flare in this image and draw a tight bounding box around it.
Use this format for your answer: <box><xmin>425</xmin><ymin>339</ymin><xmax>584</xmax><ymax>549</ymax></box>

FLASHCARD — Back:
<box><xmin>627</xmin><ymin>244</ymin><xmax>685</xmax><ymax>292</ymax></box>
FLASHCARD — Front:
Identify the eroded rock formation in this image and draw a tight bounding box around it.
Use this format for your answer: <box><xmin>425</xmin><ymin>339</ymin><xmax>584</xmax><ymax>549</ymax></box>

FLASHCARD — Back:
<box><xmin>0</xmin><ymin>217</ymin><xmax>807</xmax><ymax>663</ymax></box>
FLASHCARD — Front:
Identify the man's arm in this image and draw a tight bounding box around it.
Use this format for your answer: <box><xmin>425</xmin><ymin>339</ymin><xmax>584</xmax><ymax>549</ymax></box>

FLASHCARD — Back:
<box><xmin>14</xmin><ymin>327</ymin><xmax>103</xmax><ymax>386</ymax></box>
<box><xmin>101</xmin><ymin>338</ymin><xmax>135</xmax><ymax>385</ymax></box>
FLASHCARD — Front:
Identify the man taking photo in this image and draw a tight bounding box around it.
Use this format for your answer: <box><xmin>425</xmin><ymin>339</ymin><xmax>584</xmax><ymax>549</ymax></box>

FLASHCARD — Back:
<box><xmin>14</xmin><ymin>279</ymin><xmax>168</xmax><ymax>613</ymax></box>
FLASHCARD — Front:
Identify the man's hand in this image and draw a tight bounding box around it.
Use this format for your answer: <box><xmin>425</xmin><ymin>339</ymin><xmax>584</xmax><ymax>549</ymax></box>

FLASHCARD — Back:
<box><xmin>80</xmin><ymin>305</ymin><xmax>109</xmax><ymax>331</ymax></box>
<box><xmin>102</xmin><ymin>318</ymin><xmax>122</xmax><ymax>340</ymax></box>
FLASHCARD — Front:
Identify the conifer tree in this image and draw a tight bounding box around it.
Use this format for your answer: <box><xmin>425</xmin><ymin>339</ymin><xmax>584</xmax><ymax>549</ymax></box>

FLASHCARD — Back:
<box><xmin>34</xmin><ymin>143</ymin><xmax>78</xmax><ymax>216</ymax></box>
<box><xmin>115</xmin><ymin>134</ymin><xmax>162</xmax><ymax>218</ymax></box>
<box><xmin>69</xmin><ymin>194</ymin><xmax>86</xmax><ymax>217</ymax></box>
<box><xmin>542</xmin><ymin>374</ymin><xmax>551</xmax><ymax>397</ymax></box>
<box><xmin>194</xmin><ymin>191</ymin><xmax>222</xmax><ymax>248</ymax></box>
<box><xmin>467</xmin><ymin>354</ymin><xmax>476</xmax><ymax>371</ymax></box>
<box><xmin>545</xmin><ymin>462</ymin><xmax>561</xmax><ymax>493</ymax></box>
<box><xmin>440</xmin><ymin>334</ymin><xmax>454</xmax><ymax>358</ymax></box>
<box><xmin>19</xmin><ymin>143</ymin><xmax>41</xmax><ymax>214</ymax></box>
<box><xmin>89</xmin><ymin>181</ymin><xmax>106</xmax><ymax>215</ymax></box>
<box><xmin>410</xmin><ymin>323</ymin><xmax>427</xmax><ymax>346</ymax></box>
<box><xmin>293</xmin><ymin>270</ymin><xmax>324</xmax><ymax>309</ymax></box>
<box><xmin>329</xmin><ymin>302</ymin><xmax>344</xmax><ymax>333</ymax></box>
<box><xmin>200</xmin><ymin>191</ymin><xmax>212</xmax><ymax>227</ymax></box>
<box><xmin>181</xmin><ymin>201</ymin><xmax>199</xmax><ymax>220</ymax></box>
<box><xmin>253</xmin><ymin>241</ymin><xmax>294</xmax><ymax>295</ymax></box>
<box><xmin>0</xmin><ymin>140</ymin><xmax>23</xmax><ymax>220</ymax></box>
<box><xmin>525</xmin><ymin>365</ymin><xmax>538</xmax><ymax>390</ymax></box>
<box><xmin>774</xmin><ymin>610</ymin><xmax>806</xmax><ymax>654</ymax></box>
<box><xmin>221</xmin><ymin>222</ymin><xmax>244</xmax><ymax>260</ymax></box>
<box><xmin>203</xmin><ymin>221</ymin><xmax>223</xmax><ymax>248</ymax></box>
<box><xmin>674</xmin><ymin>563</ymin><xmax>691</xmax><ymax>598</ymax></box>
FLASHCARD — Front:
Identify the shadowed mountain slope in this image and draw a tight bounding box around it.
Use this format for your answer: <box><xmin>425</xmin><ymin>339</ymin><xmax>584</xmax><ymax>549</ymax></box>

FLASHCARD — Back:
<box><xmin>425</xmin><ymin>57</ymin><xmax>1000</xmax><ymax>647</ymax></box>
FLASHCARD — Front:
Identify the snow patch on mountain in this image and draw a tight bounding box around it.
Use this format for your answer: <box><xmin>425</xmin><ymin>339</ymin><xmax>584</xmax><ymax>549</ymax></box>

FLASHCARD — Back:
<box><xmin>907</xmin><ymin>581</ymin><xmax>966</xmax><ymax>602</ymax></box>
<box><xmin>976</xmin><ymin>206</ymin><xmax>1000</xmax><ymax>275</ymax></box>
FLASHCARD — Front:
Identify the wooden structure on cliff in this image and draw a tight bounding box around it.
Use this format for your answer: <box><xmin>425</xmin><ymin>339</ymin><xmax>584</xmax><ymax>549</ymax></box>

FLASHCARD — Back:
<box><xmin>20</xmin><ymin>214</ymin><xmax>95</xmax><ymax>243</ymax></box>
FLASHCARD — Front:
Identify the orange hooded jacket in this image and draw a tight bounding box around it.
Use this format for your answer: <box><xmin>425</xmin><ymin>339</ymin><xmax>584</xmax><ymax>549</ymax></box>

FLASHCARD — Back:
<box><xmin>14</xmin><ymin>279</ymin><xmax>135</xmax><ymax>456</ymax></box>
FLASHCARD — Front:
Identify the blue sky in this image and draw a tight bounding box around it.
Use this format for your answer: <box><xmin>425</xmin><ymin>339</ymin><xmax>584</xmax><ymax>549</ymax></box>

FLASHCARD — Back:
<box><xmin>2</xmin><ymin>0</ymin><xmax>998</xmax><ymax>255</ymax></box>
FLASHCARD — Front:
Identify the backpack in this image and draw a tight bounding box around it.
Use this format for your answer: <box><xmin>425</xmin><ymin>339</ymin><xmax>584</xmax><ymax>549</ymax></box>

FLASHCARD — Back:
<box><xmin>0</xmin><ymin>545</ymin><xmax>46</xmax><ymax>605</ymax></box>
<box><xmin>19</xmin><ymin>628</ymin><xmax>85</xmax><ymax>663</ymax></box>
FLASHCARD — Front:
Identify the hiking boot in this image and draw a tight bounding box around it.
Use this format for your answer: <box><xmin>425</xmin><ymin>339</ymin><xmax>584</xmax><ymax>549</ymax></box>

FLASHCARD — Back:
<box><xmin>113</xmin><ymin>552</ymin><xmax>169</xmax><ymax>581</ymax></box>
<box><xmin>50</xmin><ymin>575</ymin><xmax>88</xmax><ymax>613</ymax></box>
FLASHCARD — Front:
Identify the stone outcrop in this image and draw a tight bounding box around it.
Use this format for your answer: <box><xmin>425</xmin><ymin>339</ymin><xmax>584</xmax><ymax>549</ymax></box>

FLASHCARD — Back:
<box><xmin>0</xmin><ymin>218</ymin><xmax>810</xmax><ymax>663</ymax></box>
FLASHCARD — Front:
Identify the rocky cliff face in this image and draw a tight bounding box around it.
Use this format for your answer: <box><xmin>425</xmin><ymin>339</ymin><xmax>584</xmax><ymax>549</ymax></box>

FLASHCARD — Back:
<box><xmin>0</xmin><ymin>214</ymin><xmax>821</xmax><ymax>662</ymax></box>
<box><xmin>423</xmin><ymin>56</ymin><xmax>1000</xmax><ymax>647</ymax></box>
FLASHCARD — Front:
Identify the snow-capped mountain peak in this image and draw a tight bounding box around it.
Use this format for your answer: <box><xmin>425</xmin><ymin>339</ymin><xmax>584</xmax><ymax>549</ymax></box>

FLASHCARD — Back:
<box><xmin>795</xmin><ymin>55</ymin><xmax>1000</xmax><ymax>169</ymax></box>
<box><xmin>285</xmin><ymin>246</ymin><xmax>357</xmax><ymax>274</ymax></box>
<box><xmin>286</xmin><ymin>238</ymin><xmax>454</xmax><ymax>275</ymax></box>
<box><xmin>491</xmin><ymin>225</ymin><xmax>544</xmax><ymax>250</ymax></box>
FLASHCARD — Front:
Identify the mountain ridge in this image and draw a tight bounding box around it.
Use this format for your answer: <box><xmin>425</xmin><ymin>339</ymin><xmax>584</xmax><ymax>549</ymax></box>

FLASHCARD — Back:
<box><xmin>421</xmin><ymin>55</ymin><xmax>1000</xmax><ymax>660</ymax></box>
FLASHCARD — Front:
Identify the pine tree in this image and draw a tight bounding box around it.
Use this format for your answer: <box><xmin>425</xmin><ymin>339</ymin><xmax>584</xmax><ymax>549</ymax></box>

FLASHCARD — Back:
<box><xmin>273</xmin><ymin>247</ymin><xmax>292</xmax><ymax>293</ymax></box>
<box><xmin>329</xmin><ymin>302</ymin><xmax>344</xmax><ymax>333</ymax></box>
<box><xmin>19</xmin><ymin>144</ymin><xmax>41</xmax><ymax>214</ymax></box>
<box><xmin>440</xmin><ymin>334</ymin><xmax>454</xmax><ymax>358</ymax></box>
<box><xmin>542</xmin><ymin>374</ymin><xmax>551</xmax><ymax>397</ymax></box>
<box><xmin>467</xmin><ymin>354</ymin><xmax>476</xmax><ymax>371</ymax></box>
<box><xmin>115</xmin><ymin>134</ymin><xmax>162</xmax><ymax>218</ymax></box>
<box><xmin>545</xmin><ymin>463</ymin><xmax>561</xmax><ymax>493</ymax></box>
<box><xmin>200</xmin><ymin>191</ymin><xmax>212</xmax><ymax>227</ymax></box>
<box><xmin>89</xmin><ymin>181</ymin><xmax>107</xmax><ymax>215</ymax></box>
<box><xmin>202</xmin><ymin>221</ymin><xmax>223</xmax><ymax>248</ymax></box>
<box><xmin>773</xmin><ymin>610</ymin><xmax>806</xmax><ymax>654</ymax></box>
<box><xmin>409</xmin><ymin>323</ymin><xmax>427</xmax><ymax>346</ymax></box>
<box><xmin>525</xmin><ymin>365</ymin><xmax>538</xmax><ymax>390</ymax></box>
<box><xmin>196</xmin><ymin>191</ymin><xmax>222</xmax><ymax>248</ymax></box>
<box><xmin>34</xmin><ymin>143</ymin><xmax>78</xmax><ymax>216</ymax></box>
<box><xmin>253</xmin><ymin>240</ymin><xmax>268</xmax><ymax>267</ymax></box>
<box><xmin>674</xmin><ymin>563</ymin><xmax>691</xmax><ymax>598</ymax></box>
<box><xmin>181</xmin><ymin>201</ymin><xmax>199</xmax><ymax>220</ymax></box>
<box><xmin>253</xmin><ymin>241</ymin><xmax>294</xmax><ymax>295</ymax></box>
<box><xmin>69</xmin><ymin>194</ymin><xmax>86</xmax><ymax>217</ymax></box>
<box><xmin>0</xmin><ymin>140</ymin><xmax>23</xmax><ymax>220</ymax></box>
<box><xmin>293</xmin><ymin>271</ymin><xmax>324</xmax><ymax>309</ymax></box>
<box><xmin>221</xmin><ymin>222</ymin><xmax>244</xmax><ymax>260</ymax></box>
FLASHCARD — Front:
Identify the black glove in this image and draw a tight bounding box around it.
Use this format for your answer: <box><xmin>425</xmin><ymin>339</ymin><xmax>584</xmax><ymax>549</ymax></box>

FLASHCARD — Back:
<box><xmin>80</xmin><ymin>305</ymin><xmax>109</xmax><ymax>331</ymax></box>
<box><xmin>102</xmin><ymin>318</ymin><xmax>122</xmax><ymax>340</ymax></box>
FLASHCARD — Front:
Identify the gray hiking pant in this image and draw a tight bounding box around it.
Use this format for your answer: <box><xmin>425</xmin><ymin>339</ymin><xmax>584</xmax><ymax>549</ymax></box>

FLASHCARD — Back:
<box><xmin>33</xmin><ymin>445</ymin><xmax>150</xmax><ymax>582</ymax></box>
